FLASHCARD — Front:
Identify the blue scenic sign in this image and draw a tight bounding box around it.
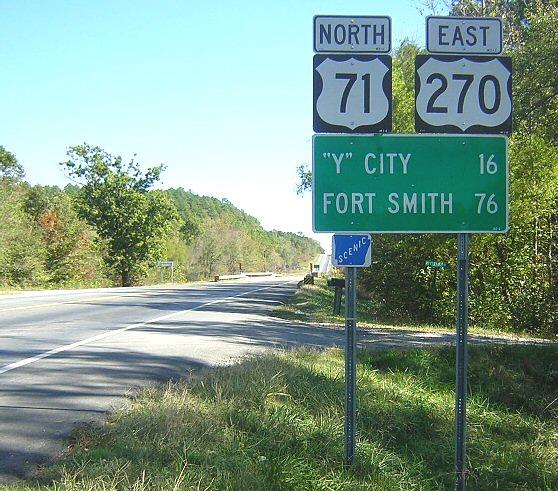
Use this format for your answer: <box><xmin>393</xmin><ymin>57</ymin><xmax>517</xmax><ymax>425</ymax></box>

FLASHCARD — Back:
<box><xmin>332</xmin><ymin>234</ymin><xmax>372</xmax><ymax>267</ymax></box>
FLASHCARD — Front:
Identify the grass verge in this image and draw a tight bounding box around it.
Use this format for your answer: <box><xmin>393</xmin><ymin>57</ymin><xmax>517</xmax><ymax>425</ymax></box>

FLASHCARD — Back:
<box><xmin>9</xmin><ymin>345</ymin><xmax>558</xmax><ymax>490</ymax></box>
<box><xmin>272</xmin><ymin>278</ymin><xmax>553</xmax><ymax>339</ymax></box>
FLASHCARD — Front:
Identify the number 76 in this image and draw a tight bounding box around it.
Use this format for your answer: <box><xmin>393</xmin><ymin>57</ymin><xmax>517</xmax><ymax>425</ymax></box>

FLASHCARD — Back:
<box><xmin>475</xmin><ymin>193</ymin><xmax>498</xmax><ymax>214</ymax></box>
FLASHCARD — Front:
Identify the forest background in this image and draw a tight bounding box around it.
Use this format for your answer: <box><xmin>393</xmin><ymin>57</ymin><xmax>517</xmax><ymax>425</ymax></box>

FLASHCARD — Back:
<box><xmin>2</xmin><ymin>0</ymin><xmax>557</xmax><ymax>338</ymax></box>
<box><xmin>297</xmin><ymin>0</ymin><xmax>558</xmax><ymax>337</ymax></box>
<box><xmin>0</xmin><ymin>143</ymin><xmax>323</xmax><ymax>290</ymax></box>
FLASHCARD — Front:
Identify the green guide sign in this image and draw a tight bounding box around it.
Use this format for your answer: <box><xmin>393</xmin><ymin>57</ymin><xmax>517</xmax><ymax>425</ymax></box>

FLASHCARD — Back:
<box><xmin>425</xmin><ymin>260</ymin><xmax>448</xmax><ymax>268</ymax></box>
<box><xmin>312</xmin><ymin>134</ymin><xmax>508</xmax><ymax>233</ymax></box>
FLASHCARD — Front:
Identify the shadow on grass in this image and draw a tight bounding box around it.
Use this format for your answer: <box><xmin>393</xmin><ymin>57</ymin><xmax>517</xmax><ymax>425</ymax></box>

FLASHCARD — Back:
<box><xmin>359</xmin><ymin>345</ymin><xmax>558</xmax><ymax>420</ymax></box>
<box><xmin>34</xmin><ymin>346</ymin><xmax>558</xmax><ymax>490</ymax></box>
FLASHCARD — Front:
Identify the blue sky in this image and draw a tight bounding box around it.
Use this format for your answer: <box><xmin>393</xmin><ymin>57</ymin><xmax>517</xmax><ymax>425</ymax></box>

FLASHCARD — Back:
<box><xmin>0</xmin><ymin>1</ymin><xmax>441</xmax><ymax>250</ymax></box>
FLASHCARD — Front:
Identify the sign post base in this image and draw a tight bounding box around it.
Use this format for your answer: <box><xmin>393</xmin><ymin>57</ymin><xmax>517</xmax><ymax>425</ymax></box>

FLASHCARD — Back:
<box><xmin>455</xmin><ymin>233</ymin><xmax>470</xmax><ymax>490</ymax></box>
<box><xmin>344</xmin><ymin>267</ymin><xmax>357</xmax><ymax>468</ymax></box>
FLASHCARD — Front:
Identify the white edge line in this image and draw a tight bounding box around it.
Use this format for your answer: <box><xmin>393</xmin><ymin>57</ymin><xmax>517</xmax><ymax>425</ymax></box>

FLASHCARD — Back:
<box><xmin>0</xmin><ymin>280</ymin><xmax>296</xmax><ymax>375</ymax></box>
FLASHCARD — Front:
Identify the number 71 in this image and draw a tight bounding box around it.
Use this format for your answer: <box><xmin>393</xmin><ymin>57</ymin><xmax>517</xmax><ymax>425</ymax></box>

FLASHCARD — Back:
<box><xmin>335</xmin><ymin>73</ymin><xmax>372</xmax><ymax>113</ymax></box>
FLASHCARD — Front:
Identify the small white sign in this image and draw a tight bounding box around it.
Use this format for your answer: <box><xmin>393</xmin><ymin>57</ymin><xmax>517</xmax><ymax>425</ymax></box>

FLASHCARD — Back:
<box><xmin>415</xmin><ymin>55</ymin><xmax>512</xmax><ymax>134</ymax></box>
<box><xmin>426</xmin><ymin>17</ymin><xmax>502</xmax><ymax>55</ymax></box>
<box><xmin>314</xmin><ymin>16</ymin><xmax>391</xmax><ymax>53</ymax></box>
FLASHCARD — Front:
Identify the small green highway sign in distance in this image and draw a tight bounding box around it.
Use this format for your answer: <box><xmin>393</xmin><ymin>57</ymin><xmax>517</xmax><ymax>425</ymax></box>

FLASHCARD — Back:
<box><xmin>312</xmin><ymin>134</ymin><xmax>508</xmax><ymax>233</ymax></box>
<box><xmin>425</xmin><ymin>260</ymin><xmax>448</xmax><ymax>268</ymax></box>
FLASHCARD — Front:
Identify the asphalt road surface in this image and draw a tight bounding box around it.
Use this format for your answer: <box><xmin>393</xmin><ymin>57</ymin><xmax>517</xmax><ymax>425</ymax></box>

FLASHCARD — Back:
<box><xmin>0</xmin><ymin>276</ymin><xmax>340</xmax><ymax>483</ymax></box>
<box><xmin>0</xmin><ymin>276</ymin><xmax>550</xmax><ymax>483</ymax></box>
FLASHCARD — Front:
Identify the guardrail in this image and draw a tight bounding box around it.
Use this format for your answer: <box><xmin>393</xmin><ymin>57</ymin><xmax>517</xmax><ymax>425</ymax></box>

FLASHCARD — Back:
<box><xmin>213</xmin><ymin>272</ymin><xmax>275</xmax><ymax>282</ymax></box>
<box><xmin>214</xmin><ymin>274</ymin><xmax>244</xmax><ymax>282</ymax></box>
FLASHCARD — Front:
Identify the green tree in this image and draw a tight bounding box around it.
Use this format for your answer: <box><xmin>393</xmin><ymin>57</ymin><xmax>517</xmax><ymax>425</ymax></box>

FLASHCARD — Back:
<box><xmin>295</xmin><ymin>164</ymin><xmax>311</xmax><ymax>195</ymax></box>
<box><xmin>0</xmin><ymin>145</ymin><xmax>24</xmax><ymax>182</ymax></box>
<box><xmin>364</xmin><ymin>2</ymin><xmax>558</xmax><ymax>334</ymax></box>
<box><xmin>512</xmin><ymin>2</ymin><xmax>558</xmax><ymax>140</ymax></box>
<box><xmin>62</xmin><ymin>144</ymin><xmax>179</xmax><ymax>286</ymax></box>
<box><xmin>165</xmin><ymin>188</ymin><xmax>321</xmax><ymax>278</ymax></box>
<box><xmin>187</xmin><ymin>218</ymin><xmax>226</xmax><ymax>279</ymax></box>
<box><xmin>0</xmin><ymin>182</ymin><xmax>46</xmax><ymax>287</ymax></box>
<box><xmin>24</xmin><ymin>185</ymin><xmax>107</xmax><ymax>286</ymax></box>
<box><xmin>445</xmin><ymin>1</ymin><xmax>558</xmax><ymax>334</ymax></box>
<box><xmin>392</xmin><ymin>41</ymin><xmax>421</xmax><ymax>133</ymax></box>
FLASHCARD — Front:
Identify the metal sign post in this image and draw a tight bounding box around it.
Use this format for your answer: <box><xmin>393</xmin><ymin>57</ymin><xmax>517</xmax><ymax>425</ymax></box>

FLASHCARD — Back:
<box><xmin>414</xmin><ymin>16</ymin><xmax>509</xmax><ymax>489</ymax></box>
<box><xmin>430</xmin><ymin>267</ymin><xmax>438</xmax><ymax>323</ymax></box>
<box><xmin>455</xmin><ymin>233</ymin><xmax>470</xmax><ymax>489</ymax></box>
<box><xmin>344</xmin><ymin>266</ymin><xmax>357</xmax><ymax>468</ymax></box>
<box><xmin>327</xmin><ymin>277</ymin><xmax>346</xmax><ymax>315</ymax></box>
<box><xmin>312</xmin><ymin>11</ymin><xmax>388</xmax><ymax>467</ymax></box>
<box><xmin>328</xmin><ymin>235</ymin><xmax>370</xmax><ymax>467</ymax></box>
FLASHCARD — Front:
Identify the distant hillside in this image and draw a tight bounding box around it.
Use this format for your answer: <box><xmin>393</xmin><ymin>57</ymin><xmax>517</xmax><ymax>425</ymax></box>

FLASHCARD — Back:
<box><xmin>164</xmin><ymin>188</ymin><xmax>323</xmax><ymax>279</ymax></box>
<box><xmin>0</xmin><ymin>175</ymin><xmax>321</xmax><ymax>289</ymax></box>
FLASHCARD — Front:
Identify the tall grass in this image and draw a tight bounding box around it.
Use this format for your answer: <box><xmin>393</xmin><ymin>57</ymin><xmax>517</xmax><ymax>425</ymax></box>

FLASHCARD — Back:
<box><xmin>10</xmin><ymin>345</ymin><xmax>558</xmax><ymax>490</ymax></box>
<box><xmin>273</xmin><ymin>278</ymin><xmax>552</xmax><ymax>338</ymax></box>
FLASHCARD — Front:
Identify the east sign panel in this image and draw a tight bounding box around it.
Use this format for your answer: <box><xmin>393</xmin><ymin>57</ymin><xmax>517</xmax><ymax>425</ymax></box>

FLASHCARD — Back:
<box><xmin>426</xmin><ymin>17</ymin><xmax>503</xmax><ymax>54</ymax></box>
<box><xmin>312</xmin><ymin>134</ymin><xmax>508</xmax><ymax>233</ymax></box>
<box><xmin>415</xmin><ymin>55</ymin><xmax>512</xmax><ymax>134</ymax></box>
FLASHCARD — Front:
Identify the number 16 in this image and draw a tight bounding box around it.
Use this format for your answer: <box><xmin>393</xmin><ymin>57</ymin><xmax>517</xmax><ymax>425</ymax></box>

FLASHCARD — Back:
<box><xmin>479</xmin><ymin>154</ymin><xmax>498</xmax><ymax>174</ymax></box>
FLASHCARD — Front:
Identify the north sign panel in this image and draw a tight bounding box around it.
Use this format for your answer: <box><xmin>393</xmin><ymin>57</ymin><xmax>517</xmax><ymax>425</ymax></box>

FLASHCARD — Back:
<box><xmin>313</xmin><ymin>134</ymin><xmax>508</xmax><ymax>233</ymax></box>
<box><xmin>314</xmin><ymin>54</ymin><xmax>392</xmax><ymax>133</ymax></box>
<box><xmin>415</xmin><ymin>55</ymin><xmax>512</xmax><ymax>134</ymax></box>
<box><xmin>314</xmin><ymin>16</ymin><xmax>391</xmax><ymax>53</ymax></box>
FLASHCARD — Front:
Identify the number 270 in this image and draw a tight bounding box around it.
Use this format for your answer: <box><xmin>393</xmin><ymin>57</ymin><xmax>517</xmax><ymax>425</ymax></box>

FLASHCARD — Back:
<box><xmin>426</xmin><ymin>73</ymin><xmax>502</xmax><ymax>115</ymax></box>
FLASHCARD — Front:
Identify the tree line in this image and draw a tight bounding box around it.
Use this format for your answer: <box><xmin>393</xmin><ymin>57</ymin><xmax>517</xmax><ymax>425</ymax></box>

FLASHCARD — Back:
<box><xmin>301</xmin><ymin>1</ymin><xmax>558</xmax><ymax>336</ymax></box>
<box><xmin>0</xmin><ymin>144</ymin><xmax>322</xmax><ymax>289</ymax></box>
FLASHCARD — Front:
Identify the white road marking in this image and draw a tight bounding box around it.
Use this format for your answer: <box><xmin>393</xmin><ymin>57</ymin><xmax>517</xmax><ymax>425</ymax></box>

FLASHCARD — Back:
<box><xmin>0</xmin><ymin>281</ymin><xmax>294</xmax><ymax>375</ymax></box>
<box><xmin>0</xmin><ymin>294</ymin><xmax>126</xmax><ymax>313</ymax></box>
<box><xmin>0</xmin><ymin>288</ymin><xmax>201</xmax><ymax>313</ymax></box>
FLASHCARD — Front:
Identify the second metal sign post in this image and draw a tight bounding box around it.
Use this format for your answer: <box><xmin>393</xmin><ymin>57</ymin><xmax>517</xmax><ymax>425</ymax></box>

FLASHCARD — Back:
<box><xmin>419</xmin><ymin>16</ymin><xmax>511</xmax><ymax>490</ymax></box>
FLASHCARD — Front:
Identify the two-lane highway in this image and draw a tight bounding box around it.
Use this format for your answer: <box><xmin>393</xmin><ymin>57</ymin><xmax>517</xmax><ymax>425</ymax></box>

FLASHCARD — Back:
<box><xmin>0</xmin><ymin>276</ymin><xmax>345</xmax><ymax>483</ymax></box>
